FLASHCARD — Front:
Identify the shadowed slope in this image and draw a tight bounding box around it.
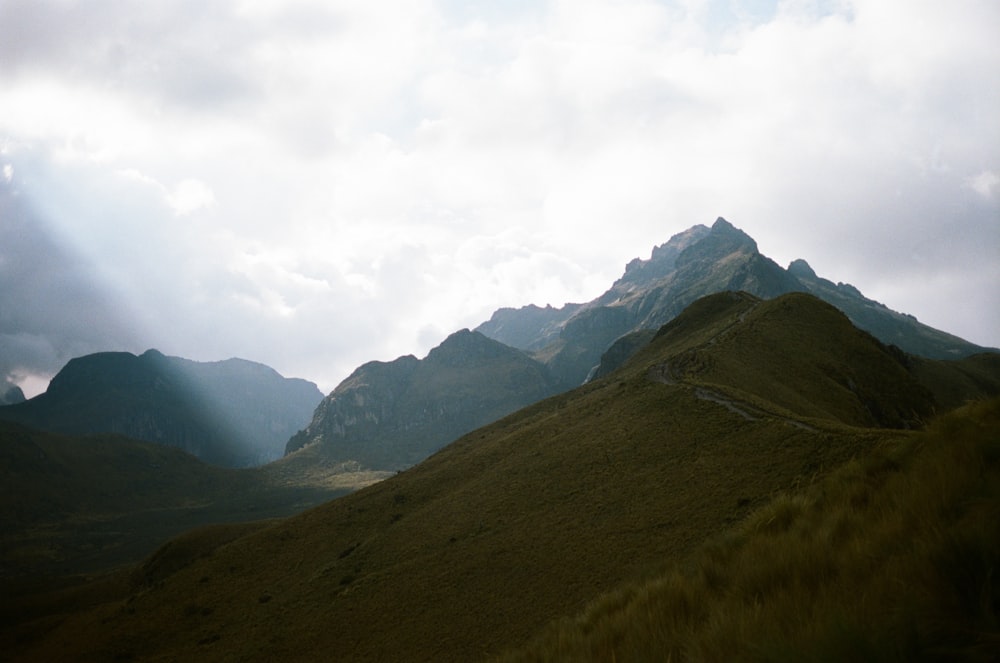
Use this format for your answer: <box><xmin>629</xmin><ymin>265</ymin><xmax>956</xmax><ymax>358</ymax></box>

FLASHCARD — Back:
<box><xmin>4</xmin><ymin>293</ymin><xmax>997</xmax><ymax>662</ymax></box>
<box><xmin>0</xmin><ymin>422</ymin><xmax>384</xmax><ymax>582</ymax></box>
<box><xmin>0</xmin><ymin>350</ymin><xmax>323</xmax><ymax>467</ymax></box>
<box><xmin>500</xmin><ymin>398</ymin><xmax>1000</xmax><ymax>662</ymax></box>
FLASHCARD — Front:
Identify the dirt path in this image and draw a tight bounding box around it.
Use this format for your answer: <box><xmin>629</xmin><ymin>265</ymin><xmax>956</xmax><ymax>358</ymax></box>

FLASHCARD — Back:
<box><xmin>648</xmin><ymin>360</ymin><xmax>818</xmax><ymax>431</ymax></box>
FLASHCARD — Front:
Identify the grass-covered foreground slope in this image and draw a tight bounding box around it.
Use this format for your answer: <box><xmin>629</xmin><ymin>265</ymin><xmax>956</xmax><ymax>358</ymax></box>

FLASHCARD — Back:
<box><xmin>2</xmin><ymin>292</ymin><xmax>997</xmax><ymax>662</ymax></box>
<box><xmin>500</xmin><ymin>396</ymin><xmax>1000</xmax><ymax>662</ymax></box>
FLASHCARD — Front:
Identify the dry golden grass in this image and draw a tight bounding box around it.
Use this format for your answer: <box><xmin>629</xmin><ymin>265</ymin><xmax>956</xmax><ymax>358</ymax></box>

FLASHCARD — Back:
<box><xmin>500</xmin><ymin>398</ymin><xmax>1000</xmax><ymax>662</ymax></box>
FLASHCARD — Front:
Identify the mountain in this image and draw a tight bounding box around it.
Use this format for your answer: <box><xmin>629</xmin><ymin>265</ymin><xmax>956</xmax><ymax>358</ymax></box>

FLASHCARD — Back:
<box><xmin>0</xmin><ymin>385</ymin><xmax>24</xmax><ymax>406</ymax></box>
<box><xmin>0</xmin><ymin>349</ymin><xmax>323</xmax><ymax>467</ymax></box>
<box><xmin>285</xmin><ymin>329</ymin><xmax>559</xmax><ymax>470</ymax></box>
<box><xmin>477</xmin><ymin>217</ymin><xmax>992</xmax><ymax>388</ymax></box>
<box><xmin>290</xmin><ymin>217</ymin><xmax>993</xmax><ymax>474</ymax></box>
<box><xmin>474</xmin><ymin>302</ymin><xmax>584</xmax><ymax>352</ymax></box>
<box><xmin>6</xmin><ymin>291</ymin><xmax>997</xmax><ymax>662</ymax></box>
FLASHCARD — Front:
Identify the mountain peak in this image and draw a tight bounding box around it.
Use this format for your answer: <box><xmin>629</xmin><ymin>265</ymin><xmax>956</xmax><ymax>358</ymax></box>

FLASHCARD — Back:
<box><xmin>674</xmin><ymin>216</ymin><xmax>758</xmax><ymax>269</ymax></box>
<box><xmin>1</xmin><ymin>384</ymin><xmax>25</xmax><ymax>406</ymax></box>
<box><xmin>426</xmin><ymin>328</ymin><xmax>529</xmax><ymax>368</ymax></box>
<box><xmin>617</xmin><ymin>224</ymin><xmax>711</xmax><ymax>288</ymax></box>
<box><xmin>2</xmin><ymin>350</ymin><xmax>322</xmax><ymax>467</ymax></box>
<box><xmin>285</xmin><ymin>327</ymin><xmax>557</xmax><ymax>468</ymax></box>
<box><xmin>788</xmin><ymin>259</ymin><xmax>817</xmax><ymax>279</ymax></box>
<box><xmin>709</xmin><ymin>216</ymin><xmax>756</xmax><ymax>247</ymax></box>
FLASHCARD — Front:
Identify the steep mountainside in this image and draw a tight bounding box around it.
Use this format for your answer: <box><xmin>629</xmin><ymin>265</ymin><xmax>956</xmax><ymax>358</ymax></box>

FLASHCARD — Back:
<box><xmin>0</xmin><ymin>350</ymin><xmax>323</xmax><ymax>467</ymax></box>
<box><xmin>285</xmin><ymin>329</ymin><xmax>560</xmax><ymax>470</ymax></box>
<box><xmin>8</xmin><ymin>292</ymin><xmax>997</xmax><ymax>662</ymax></box>
<box><xmin>477</xmin><ymin>218</ymin><xmax>992</xmax><ymax>388</ymax></box>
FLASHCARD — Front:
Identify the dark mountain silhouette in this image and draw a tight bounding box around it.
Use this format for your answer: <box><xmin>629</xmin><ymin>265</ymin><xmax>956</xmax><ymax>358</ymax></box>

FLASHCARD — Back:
<box><xmin>285</xmin><ymin>329</ymin><xmax>559</xmax><ymax>470</ymax></box>
<box><xmin>0</xmin><ymin>349</ymin><xmax>323</xmax><ymax>467</ymax></box>
<box><xmin>6</xmin><ymin>291</ymin><xmax>997</xmax><ymax>662</ymax></box>
<box><xmin>0</xmin><ymin>385</ymin><xmax>24</xmax><ymax>406</ymax></box>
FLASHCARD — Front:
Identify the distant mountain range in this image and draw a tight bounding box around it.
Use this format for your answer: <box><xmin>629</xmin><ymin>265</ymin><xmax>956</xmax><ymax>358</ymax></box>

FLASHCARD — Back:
<box><xmin>0</xmin><ymin>349</ymin><xmax>323</xmax><ymax>467</ymax></box>
<box><xmin>288</xmin><ymin>218</ymin><xmax>997</xmax><ymax>472</ymax></box>
<box><xmin>9</xmin><ymin>290</ymin><xmax>996</xmax><ymax>662</ymax></box>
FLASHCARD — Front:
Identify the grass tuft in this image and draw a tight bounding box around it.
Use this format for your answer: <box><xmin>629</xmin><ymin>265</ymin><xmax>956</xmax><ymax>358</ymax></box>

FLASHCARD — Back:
<box><xmin>500</xmin><ymin>398</ymin><xmax>1000</xmax><ymax>662</ymax></box>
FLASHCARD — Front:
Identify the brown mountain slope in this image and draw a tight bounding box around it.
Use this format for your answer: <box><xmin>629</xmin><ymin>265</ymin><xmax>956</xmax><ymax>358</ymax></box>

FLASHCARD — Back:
<box><xmin>500</xmin><ymin>397</ymin><xmax>1000</xmax><ymax>662</ymax></box>
<box><xmin>641</xmin><ymin>291</ymin><xmax>936</xmax><ymax>428</ymax></box>
<box><xmin>4</xmin><ymin>292</ymin><xmax>996</xmax><ymax>662</ymax></box>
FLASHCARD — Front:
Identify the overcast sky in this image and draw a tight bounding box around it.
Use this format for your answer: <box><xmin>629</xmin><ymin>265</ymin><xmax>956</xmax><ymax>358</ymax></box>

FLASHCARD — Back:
<box><xmin>1</xmin><ymin>0</ymin><xmax>998</xmax><ymax>398</ymax></box>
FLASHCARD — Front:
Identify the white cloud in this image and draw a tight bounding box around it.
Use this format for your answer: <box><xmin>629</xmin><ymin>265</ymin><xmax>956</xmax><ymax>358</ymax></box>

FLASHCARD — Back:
<box><xmin>0</xmin><ymin>0</ymin><xmax>997</xmax><ymax>393</ymax></box>
<box><xmin>967</xmin><ymin>171</ymin><xmax>1000</xmax><ymax>199</ymax></box>
<box><xmin>169</xmin><ymin>179</ymin><xmax>216</xmax><ymax>215</ymax></box>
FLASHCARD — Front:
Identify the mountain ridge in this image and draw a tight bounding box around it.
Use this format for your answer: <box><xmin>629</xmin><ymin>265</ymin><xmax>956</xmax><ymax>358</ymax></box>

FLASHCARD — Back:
<box><xmin>291</xmin><ymin>217</ymin><xmax>993</xmax><ymax>474</ymax></box>
<box><xmin>0</xmin><ymin>349</ymin><xmax>323</xmax><ymax>467</ymax></box>
<box><xmin>477</xmin><ymin>218</ymin><xmax>991</xmax><ymax>380</ymax></box>
<box><xmin>284</xmin><ymin>329</ymin><xmax>560</xmax><ymax>470</ymax></box>
<box><xmin>7</xmin><ymin>290</ymin><xmax>997</xmax><ymax>662</ymax></box>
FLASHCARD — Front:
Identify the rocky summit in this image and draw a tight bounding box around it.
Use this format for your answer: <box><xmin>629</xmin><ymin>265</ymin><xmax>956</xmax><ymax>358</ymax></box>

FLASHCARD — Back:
<box><xmin>478</xmin><ymin>217</ymin><xmax>992</xmax><ymax>388</ymax></box>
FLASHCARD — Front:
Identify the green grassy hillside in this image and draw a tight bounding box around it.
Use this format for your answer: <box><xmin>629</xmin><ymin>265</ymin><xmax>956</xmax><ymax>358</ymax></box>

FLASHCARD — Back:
<box><xmin>2</xmin><ymin>292</ymin><xmax>997</xmax><ymax>662</ymax></box>
<box><xmin>500</xmin><ymin>397</ymin><xmax>1000</xmax><ymax>662</ymax></box>
<box><xmin>642</xmin><ymin>292</ymin><xmax>936</xmax><ymax>427</ymax></box>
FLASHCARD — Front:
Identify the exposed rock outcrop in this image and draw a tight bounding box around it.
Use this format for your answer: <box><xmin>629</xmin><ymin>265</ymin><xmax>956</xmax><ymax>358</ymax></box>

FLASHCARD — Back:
<box><xmin>285</xmin><ymin>330</ymin><xmax>559</xmax><ymax>470</ymax></box>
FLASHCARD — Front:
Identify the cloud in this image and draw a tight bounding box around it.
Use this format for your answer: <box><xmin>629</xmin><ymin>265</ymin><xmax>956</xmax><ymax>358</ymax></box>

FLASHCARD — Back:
<box><xmin>0</xmin><ymin>0</ymin><xmax>997</xmax><ymax>397</ymax></box>
<box><xmin>967</xmin><ymin>171</ymin><xmax>1000</xmax><ymax>200</ymax></box>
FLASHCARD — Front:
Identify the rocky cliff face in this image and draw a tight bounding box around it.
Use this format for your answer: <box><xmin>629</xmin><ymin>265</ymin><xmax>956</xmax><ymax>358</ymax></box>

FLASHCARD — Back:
<box><xmin>476</xmin><ymin>217</ymin><xmax>993</xmax><ymax>388</ymax></box>
<box><xmin>0</xmin><ymin>350</ymin><xmax>323</xmax><ymax>467</ymax></box>
<box><xmin>285</xmin><ymin>330</ymin><xmax>559</xmax><ymax>470</ymax></box>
